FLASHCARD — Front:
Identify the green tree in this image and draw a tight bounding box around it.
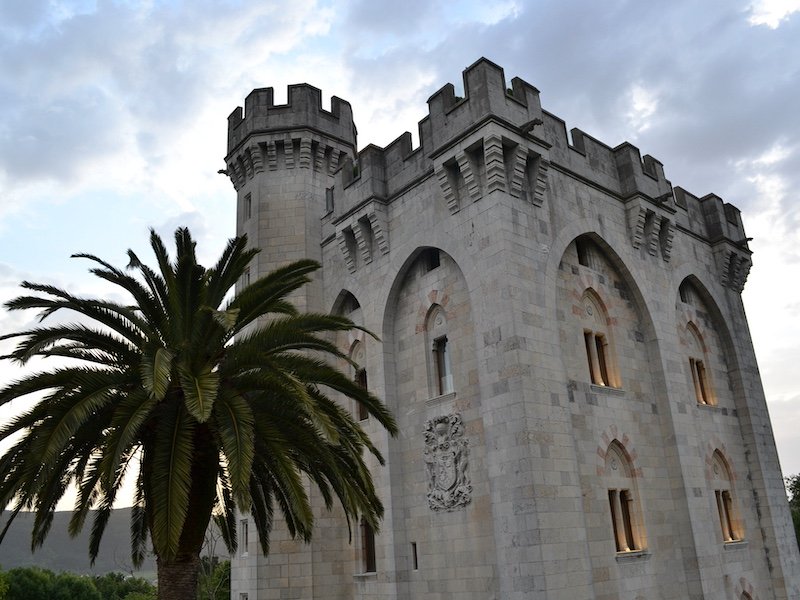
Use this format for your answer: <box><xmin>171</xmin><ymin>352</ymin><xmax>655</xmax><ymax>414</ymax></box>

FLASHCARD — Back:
<box><xmin>123</xmin><ymin>592</ymin><xmax>157</xmax><ymax>600</ymax></box>
<box><xmin>94</xmin><ymin>572</ymin><xmax>155</xmax><ymax>600</ymax></box>
<box><xmin>0</xmin><ymin>228</ymin><xmax>397</xmax><ymax>599</ymax></box>
<box><xmin>52</xmin><ymin>572</ymin><xmax>101</xmax><ymax>600</ymax></box>
<box><xmin>197</xmin><ymin>558</ymin><xmax>229</xmax><ymax>600</ymax></box>
<box><xmin>5</xmin><ymin>566</ymin><xmax>55</xmax><ymax>600</ymax></box>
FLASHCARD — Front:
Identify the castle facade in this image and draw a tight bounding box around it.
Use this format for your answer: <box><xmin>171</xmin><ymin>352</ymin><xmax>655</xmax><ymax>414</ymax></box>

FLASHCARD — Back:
<box><xmin>224</xmin><ymin>59</ymin><xmax>799</xmax><ymax>600</ymax></box>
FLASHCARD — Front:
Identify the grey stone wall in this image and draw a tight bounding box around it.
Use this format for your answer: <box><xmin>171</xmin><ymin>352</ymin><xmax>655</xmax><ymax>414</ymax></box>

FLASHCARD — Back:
<box><xmin>226</xmin><ymin>58</ymin><xmax>799</xmax><ymax>600</ymax></box>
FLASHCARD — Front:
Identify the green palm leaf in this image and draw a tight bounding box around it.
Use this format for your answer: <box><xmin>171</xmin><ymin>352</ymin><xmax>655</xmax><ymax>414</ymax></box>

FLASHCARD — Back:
<box><xmin>178</xmin><ymin>364</ymin><xmax>219</xmax><ymax>423</ymax></box>
<box><xmin>148</xmin><ymin>404</ymin><xmax>194</xmax><ymax>560</ymax></box>
<box><xmin>140</xmin><ymin>347</ymin><xmax>174</xmax><ymax>401</ymax></box>
<box><xmin>0</xmin><ymin>226</ymin><xmax>396</xmax><ymax>598</ymax></box>
<box><xmin>214</xmin><ymin>390</ymin><xmax>254</xmax><ymax>507</ymax></box>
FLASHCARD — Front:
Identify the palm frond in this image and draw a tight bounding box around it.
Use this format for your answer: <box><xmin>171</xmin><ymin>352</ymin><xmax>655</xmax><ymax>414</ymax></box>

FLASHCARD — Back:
<box><xmin>213</xmin><ymin>389</ymin><xmax>254</xmax><ymax>507</ymax></box>
<box><xmin>0</xmin><ymin>227</ymin><xmax>397</xmax><ymax>575</ymax></box>
<box><xmin>147</xmin><ymin>403</ymin><xmax>195</xmax><ymax>560</ymax></box>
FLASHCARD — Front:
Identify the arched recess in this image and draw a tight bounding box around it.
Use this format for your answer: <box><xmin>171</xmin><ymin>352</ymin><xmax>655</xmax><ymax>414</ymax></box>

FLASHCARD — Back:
<box><xmin>331</xmin><ymin>289</ymin><xmax>367</xmax><ymax>421</ymax></box>
<box><xmin>384</xmin><ymin>246</ymin><xmax>476</xmax><ymax>409</ymax></box>
<box><xmin>544</xmin><ymin>225</ymin><xmax>668</xmax><ymax>409</ymax></box>
<box><xmin>675</xmin><ymin>276</ymin><xmax>735</xmax><ymax>409</ymax></box>
<box><xmin>545</xmin><ymin>226</ymin><xmax>659</xmax><ymax>344</ymax></box>
<box><xmin>555</xmin><ymin>232</ymin><xmax>657</xmax><ymax>396</ymax></box>
<box><xmin>672</xmin><ymin>271</ymin><xmax>740</xmax><ymax>380</ymax></box>
<box><xmin>380</xmin><ymin>246</ymin><xmax>478</xmax><ymax>411</ymax></box>
<box><xmin>381</xmin><ymin>245</ymin><xmax>494</xmax><ymax>595</ymax></box>
<box><xmin>735</xmin><ymin>576</ymin><xmax>759</xmax><ymax>600</ymax></box>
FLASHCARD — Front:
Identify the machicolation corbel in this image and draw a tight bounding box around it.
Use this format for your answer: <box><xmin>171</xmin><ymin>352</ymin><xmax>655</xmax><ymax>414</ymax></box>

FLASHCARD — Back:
<box><xmin>714</xmin><ymin>244</ymin><xmax>752</xmax><ymax>293</ymax></box>
<box><xmin>626</xmin><ymin>196</ymin><xmax>675</xmax><ymax>262</ymax></box>
<box><xmin>335</xmin><ymin>205</ymin><xmax>389</xmax><ymax>273</ymax></box>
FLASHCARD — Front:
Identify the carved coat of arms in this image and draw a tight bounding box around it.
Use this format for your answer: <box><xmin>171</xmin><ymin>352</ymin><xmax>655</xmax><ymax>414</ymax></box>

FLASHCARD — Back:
<box><xmin>424</xmin><ymin>413</ymin><xmax>471</xmax><ymax>511</ymax></box>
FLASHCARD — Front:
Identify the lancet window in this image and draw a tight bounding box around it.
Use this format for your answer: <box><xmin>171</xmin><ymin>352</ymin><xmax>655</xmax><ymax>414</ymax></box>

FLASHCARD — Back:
<box><xmin>580</xmin><ymin>291</ymin><xmax>619</xmax><ymax>388</ymax></box>
<box><xmin>605</xmin><ymin>442</ymin><xmax>645</xmax><ymax>553</ymax></box>
<box><xmin>350</xmin><ymin>340</ymin><xmax>369</xmax><ymax>421</ymax></box>
<box><xmin>711</xmin><ymin>451</ymin><xmax>742</xmax><ymax>543</ymax></box>
<box><xmin>687</xmin><ymin>322</ymin><xmax>714</xmax><ymax>406</ymax></box>
<box><xmin>427</xmin><ymin>305</ymin><xmax>454</xmax><ymax>396</ymax></box>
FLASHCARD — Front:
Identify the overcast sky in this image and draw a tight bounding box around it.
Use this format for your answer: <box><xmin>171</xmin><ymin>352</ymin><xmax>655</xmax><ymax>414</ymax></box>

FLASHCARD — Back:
<box><xmin>1</xmin><ymin>0</ymin><xmax>799</xmax><ymax>499</ymax></box>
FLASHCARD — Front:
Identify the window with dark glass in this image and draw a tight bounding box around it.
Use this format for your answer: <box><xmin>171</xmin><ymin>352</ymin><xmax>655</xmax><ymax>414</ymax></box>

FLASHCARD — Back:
<box><xmin>433</xmin><ymin>336</ymin><xmax>453</xmax><ymax>395</ymax></box>
<box><xmin>361</xmin><ymin>519</ymin><xmax>376</xmax><ymax>573</ymax></box>
<box><xmin>356</xmin><ymin>367</ymin><xmax>368</xmax><ymax>421</ymax></box>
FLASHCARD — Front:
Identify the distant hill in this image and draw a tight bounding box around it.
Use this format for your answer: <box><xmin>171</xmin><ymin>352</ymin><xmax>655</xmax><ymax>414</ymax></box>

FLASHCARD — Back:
<box><xmin>0</xmin><ymin>508</ymin><xmax>156</xmax><ymax>576</ymax></box>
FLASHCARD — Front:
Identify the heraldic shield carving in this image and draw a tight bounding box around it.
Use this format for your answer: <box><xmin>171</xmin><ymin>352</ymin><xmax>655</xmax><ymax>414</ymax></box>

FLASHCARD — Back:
<box><xmin>424</xmin><ymin>413</ymin><xmax>472</xmax><ymax>511</ymax></box>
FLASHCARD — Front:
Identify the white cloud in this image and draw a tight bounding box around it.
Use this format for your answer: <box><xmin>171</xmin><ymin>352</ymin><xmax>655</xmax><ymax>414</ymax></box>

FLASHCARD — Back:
<box><xmin>748</xmin><ymin>0</ymin><xmax>800</xmax><ymax>27</ymax></box>
<box><xmin>737</xmin><ymin>141</ymin><xmax>800</xmax><ymax>476</ymax></box>
<box><xmin>625</xmin><ymin>83</ymin><xmax>659</xmax><ymax>135</ymax></box>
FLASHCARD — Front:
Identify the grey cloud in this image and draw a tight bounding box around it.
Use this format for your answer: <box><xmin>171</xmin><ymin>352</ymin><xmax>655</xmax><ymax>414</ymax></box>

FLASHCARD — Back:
<box><xmin>346</xmin><ymin>0</ymin><xmax>434</xmax><ymax>35</ymax></box>
<box><xmin>0</xmin><ymin>1</ymin><xmax>322</xmax><ymax>189</ymax></box>
<box><xmin>0</xmin><ymin>89</ymin><xmax>121</xmax><ymax>182</ymax></box>
<box><xmin>0</xmin><ymin>0</ymin><xmax>50</xmax><ymax>33</ymax></box>
<box><xmin>342</xmin><ymin>0</ymin><xmax>800</xmax><ymax>219</ymax></box>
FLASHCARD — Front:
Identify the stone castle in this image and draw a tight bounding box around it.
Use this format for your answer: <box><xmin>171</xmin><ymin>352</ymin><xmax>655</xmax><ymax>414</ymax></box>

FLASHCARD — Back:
<box><xmin>223</xmin><ymin>59</ymin><xmax>799</xmax><ymax>599</ymax></box>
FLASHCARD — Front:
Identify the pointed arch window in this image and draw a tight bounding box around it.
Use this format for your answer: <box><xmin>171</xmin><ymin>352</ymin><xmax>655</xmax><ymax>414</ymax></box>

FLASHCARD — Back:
<box><xmin>687</xmin><ymin>322</ymin><xmax>715</xmax><ymax>406</ymax></box>
<box><xmin>580</xmin><ymin>291</ymin><xmax>620</xmax><ymax>388</ymax></box>
<box><xmin>711</xmin><ymin>451</ymin><xmax>743</xmax><ymax>542</ymax></box>
<box><xmin>605</xmin><ymin>442</ymin><xmax>645</xmax><ymax>553</ymax></box>
<box><xmin>426</xmin><ymin>305</ymin><xmax>454</xmax><ymax>396</ymax></box>
<box><xmin>350</xmin><ymin>340</ymin><xmax>369</xmax><ymax>421</ymax></box>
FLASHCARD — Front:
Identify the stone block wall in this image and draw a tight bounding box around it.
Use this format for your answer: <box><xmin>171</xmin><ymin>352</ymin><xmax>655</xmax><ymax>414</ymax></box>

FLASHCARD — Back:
<box><xmin>227</xmin><ymin>59</ymin><xmax>799</xmax><ymax>600</ymax></box>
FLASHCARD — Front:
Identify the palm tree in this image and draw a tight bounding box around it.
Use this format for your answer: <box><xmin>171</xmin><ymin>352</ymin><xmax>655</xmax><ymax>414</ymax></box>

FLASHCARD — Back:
<box><xmin>0</xmin><ymin>228</ymin><xmax>396</xmax><ymax>599</ymax></box>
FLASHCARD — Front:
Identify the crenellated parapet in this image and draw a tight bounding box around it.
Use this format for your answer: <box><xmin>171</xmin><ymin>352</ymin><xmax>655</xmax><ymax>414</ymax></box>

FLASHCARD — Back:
<box><xmin>674</xmin><ymin>188</ymin><xmax>752</xmax><ymax>291</ymax></box>
<box><xmin>418</xmin><ymin>58</ymin><xmax>544</xmax><ymax>154</ymax></box>
<box><xmin>229</xmin><ymin>59</ymin><xmax>755</xmax><ymax>292</ymax></box>
<box><xmin>227</xmin><ymin>84</ymin><xmax>356</xmax><ymax>154</ymax></box>
<box><xmin>225</xmin><ymin>84</ymin><xmax>357</xmax><ymax>190</ymax></box>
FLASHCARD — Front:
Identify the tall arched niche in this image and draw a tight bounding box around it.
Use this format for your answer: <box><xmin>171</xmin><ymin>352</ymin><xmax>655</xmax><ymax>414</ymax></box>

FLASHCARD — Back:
<box><xmin>675</xmin><ymin>276</ymin><xmax>733</xmax><ymax>409</ymax></box>
<box><xmin>556</xmin><ymin>233</ymin><xmax>657</xmax><ymax>399</ymax></box>
<box><xmin>331</xmin><ymin>289</ymin><xmax>366</xmax><ymax>420</ymax></box>
<box><xmin>381</xmin><ymin>245</ymin><xmax>496</xmax><ymax>595</ymax></box>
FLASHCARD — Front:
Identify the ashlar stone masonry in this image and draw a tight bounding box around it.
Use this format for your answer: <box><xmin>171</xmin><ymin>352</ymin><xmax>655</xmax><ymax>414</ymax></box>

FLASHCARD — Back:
<box><xmin>225</xmin><ymin>58</ymin><xmax>800</xmax><ymax>600</ymax></box>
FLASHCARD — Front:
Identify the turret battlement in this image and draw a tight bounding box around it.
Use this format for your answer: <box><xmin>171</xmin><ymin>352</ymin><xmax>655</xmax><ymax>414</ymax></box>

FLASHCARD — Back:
<box><xmin>226</xmin><ymin>84</ymin><xmax>357</xmax><ymax>156</ymax></box>
<box><xmin>418</xmin><ymin>58</ymin><xmax>543</xmax><ymax>153</ymax></box>
<box><xmin>226</xmin><ymin>60</ymin><xmax>751</xmax><ymax>286</ymax></box>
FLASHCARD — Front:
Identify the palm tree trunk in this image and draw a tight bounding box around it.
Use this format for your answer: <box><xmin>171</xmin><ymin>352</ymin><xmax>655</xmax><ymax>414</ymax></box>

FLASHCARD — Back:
<box><xmin>158</xmin><ymin>554</ymin><xmax>201</xmax><ymax>599</ymax></box>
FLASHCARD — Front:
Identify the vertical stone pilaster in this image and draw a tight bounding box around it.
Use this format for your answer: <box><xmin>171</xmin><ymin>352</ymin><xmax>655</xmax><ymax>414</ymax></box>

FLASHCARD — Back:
<box><xmin>484</xmin><ymin>134</ymin><xmax>506</xmax><ymax>193</ymax></box>
<box><xmin>299</xmin><ymin>138</ymin><xmax>313</xmax><ymax>169</ymax></box>
<box><xmin>436</xmin><ymin>165</ymin><xmax>459</xmax><ymax>214</ymax></box>
<box><xmin>508</xmin><ymin>146</ymin><xmax>527</xmax><ymax>199</ymax></box>
<box><xmin>266</xmin><ymin>140</ymin><xmax>278</xmax><ymax>171</ymax></box>
<box><xmin>456</xmin><ymin>151</ymin><xmax>482</xmax><ymax>203</ymax></box>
